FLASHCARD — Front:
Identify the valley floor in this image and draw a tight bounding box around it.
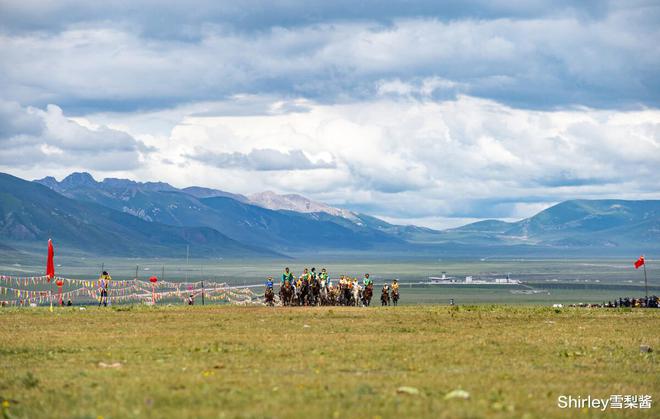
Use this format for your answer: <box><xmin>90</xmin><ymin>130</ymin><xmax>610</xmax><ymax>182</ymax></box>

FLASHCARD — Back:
<box><xmin>0</xmin><ymin>305</ymin><xmax>658</xmax><ymax>418</ymax></box>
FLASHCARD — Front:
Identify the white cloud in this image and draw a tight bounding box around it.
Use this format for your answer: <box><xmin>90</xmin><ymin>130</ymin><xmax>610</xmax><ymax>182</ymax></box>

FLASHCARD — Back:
<box><xmin>1</xmin><ymin>1</ymin><xmax>659</xmax><ymax>227</ymax></box>
<box><xmin>186</xmin><ymin>148</ymin><xmax>335</xmax><ymax>171</ymax></box>
<box><xmin>0</xmin><ymin>10</ymin><xmax>658</xmax><ymax>110</ymax></box>
<box><xmin>0</xmin><ymin>101</ymin><xmax>152</xmax><ymax>171</ymax></box>
<box><xmin>18</xmin><ymin>94</ymin><xmax>655</xmax><ymax>225</ymax></box>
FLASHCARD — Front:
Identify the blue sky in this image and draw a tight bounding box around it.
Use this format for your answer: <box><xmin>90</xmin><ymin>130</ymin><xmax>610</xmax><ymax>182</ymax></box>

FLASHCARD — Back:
<box><xmin>0</xmin><ymin>0</ymin><xmax>659</xmax><ymax>228</ymax></box>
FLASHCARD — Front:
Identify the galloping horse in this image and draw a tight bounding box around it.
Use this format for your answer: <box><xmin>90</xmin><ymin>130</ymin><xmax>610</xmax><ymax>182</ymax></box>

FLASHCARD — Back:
<box><xmin>265</xmin><ymin>287</ymin><xmax>275</xmax><ymax>306</ymax></box>
<box><xmin>319</xmin><ymin>284</ymin><xmax>330</xmax><ymax>306</ymax></box>
<box><xmin>297</xmin><ymin>280</ymin><xmax>310</xmax><ymax>306</ymax></box>
<box><xmin>340</xmin><ymin>283</ymin><xmax>352</xmax><ymax>306</ymax></box>
<box><xmin>352</xmin><ymin>284</ymin><xmax>362</xmax><ymax>307</ymax></box>
<box><xmin>329</xmin><ymin>286</ymin><xmax>340</xmax><ymax>306</ymax></box>
<box><xmin>309</xmin><ymin>278</ymin><xmax>321</xmax><ymax>306</ymax></box>
<box><xmin>362</xmin><ymin>284</ymin><xmax>373</xmax><ymax>306</ymax></box>
<box><xmin>391</xmin><ymin>288</ymin><xmax>399</xmax><ymax>306</ymax></box>
<box><xmin>381</xmin><ymin>287</ymin><xmax>390</xmax><ymax>306</ymax></box>
<box><xmin>279</xmin><ymin>281</ymin><xmax>294</xmax><ymax>306</ymax></box>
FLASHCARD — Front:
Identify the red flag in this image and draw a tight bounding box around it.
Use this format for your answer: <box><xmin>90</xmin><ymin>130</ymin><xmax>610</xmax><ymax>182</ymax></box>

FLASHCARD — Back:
<box><xmin>46</xmin><ymin>239</ymin><xmax>55</xmax><ymax>281</ymax></box>
<box><xmin>634</xmin><ymin>256</ymin><xmax>645</xmax><ymax>269</ymax></box>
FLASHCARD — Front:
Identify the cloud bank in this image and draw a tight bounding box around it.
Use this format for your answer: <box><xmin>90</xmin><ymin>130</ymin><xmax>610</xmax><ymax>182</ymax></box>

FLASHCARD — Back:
<box><xmin>1</xmin><ymin>3</ymin><xmax>658</xmax><ymax>111</ymax></box>
<box><xmin>0</xmin><ymin>101</ymin><xmax>151</xmax><ymax>170</ymax></box>
<box><xmin>0</xmin><ymin>0</ymin><xmax>658</xmax><ymax>228</ymax></box>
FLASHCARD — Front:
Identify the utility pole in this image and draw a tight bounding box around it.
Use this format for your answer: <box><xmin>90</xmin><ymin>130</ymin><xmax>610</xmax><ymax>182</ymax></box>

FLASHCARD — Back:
<box><xmin>201</xmin><ymin>263</ymin><xmax>205</xmax><ymax>305</ymax></box>
<box><xmin>643</xmin><ymin>260</ymin><xmax>649</xmax><ymax>300</ymax></box>
<box><xmin>186</xmin><ymin>245</ymin><xmax>190</xmax><ymax>283</ymax></box>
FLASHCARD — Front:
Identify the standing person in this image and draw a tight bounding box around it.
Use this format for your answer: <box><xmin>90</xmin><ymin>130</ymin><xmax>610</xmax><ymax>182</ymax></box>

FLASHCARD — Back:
<box><xmin>98</xmin><ymin>271</ymin><xmax>111</xmax><ymax>307</ymax></box>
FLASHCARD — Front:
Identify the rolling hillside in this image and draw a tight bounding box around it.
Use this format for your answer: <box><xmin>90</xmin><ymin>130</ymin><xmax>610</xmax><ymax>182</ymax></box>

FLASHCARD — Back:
<box><xmin>33</xmin><ymin>173</ymin><xmax>405</xmax><ymax>252</ymax></box>
<box><xmin>449</xmin><ymin>200</ymin><xmax>660</xmax><ymax>250</ymax></box>
<box><xmin>3</xmin><ymin>172</ymin><xmax>657</xmax><ymax>257</ymax></box>
<box><xmin>0</xmin><ymin>173</ymin><xmax>278</xmax><ymax>258</ymax></box>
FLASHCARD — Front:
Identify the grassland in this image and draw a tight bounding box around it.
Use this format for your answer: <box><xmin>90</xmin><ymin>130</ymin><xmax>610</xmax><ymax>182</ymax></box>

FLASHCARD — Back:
<box><xmin>1</xmin><ymin>305</ymin><xmax>658</xmax><ymax>418</ymax></box>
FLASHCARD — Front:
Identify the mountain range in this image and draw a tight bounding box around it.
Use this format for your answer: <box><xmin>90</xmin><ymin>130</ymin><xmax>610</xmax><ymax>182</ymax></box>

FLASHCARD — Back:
<box><xmin>0</xmin><ymin>171</ymin><xmax>658</xmax><ymax>258</ymax></box>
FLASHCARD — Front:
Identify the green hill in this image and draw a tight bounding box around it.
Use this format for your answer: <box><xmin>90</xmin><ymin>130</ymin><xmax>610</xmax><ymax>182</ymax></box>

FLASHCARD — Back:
<box><xmin>0</xmin><ymin>173</ymin><xmax>279</xmax><ymax>258</ymax></box>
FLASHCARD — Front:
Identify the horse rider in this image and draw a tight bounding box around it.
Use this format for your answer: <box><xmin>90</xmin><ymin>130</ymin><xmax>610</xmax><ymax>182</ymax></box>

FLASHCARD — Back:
<box><xmin>265</xmin><ymin>276</ymin><xmax>275</xmax><ymax>305</ymax></box>
<box><xmin>300</xmin><ymin>268</ymin><xmax>311</xmax><ymax>284</ymax></box>
<box><xmin>296</xmin><ymin>270</ymin><xmax>305</xmax><ymax>288</ymax></box>
<box><xmin>281</xmin><ymin>267</ymin><xmax>294</xmax><ymax>286</ymax></box>
<box><xmin>320</xmin><ymin>268</ymin><xmax>329</xmax><ymax>288</ymax></box>
<box><xmin>381</xmin><ymin>284</ymin><xmax>390</xmax><ymax>306</ymax></box>
<box><xmin>391</xmin><ymin>279</ymin><xmax>399</xmax><ymax>294</ymax></box>
<box><xmin>363</xmin><ymin>273</ymin><xmax>373</xmax><ymax>288</ymax></box>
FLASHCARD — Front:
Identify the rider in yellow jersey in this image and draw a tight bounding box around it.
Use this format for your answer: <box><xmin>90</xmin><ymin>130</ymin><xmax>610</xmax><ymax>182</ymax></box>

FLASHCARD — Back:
<box><xmin>391</xmin><ymin>279</ymin><xmax>399</xmax><ymax>293</ymax></box>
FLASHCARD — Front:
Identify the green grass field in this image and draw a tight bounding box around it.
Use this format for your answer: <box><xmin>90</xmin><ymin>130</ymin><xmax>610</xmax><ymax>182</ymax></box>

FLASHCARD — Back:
<box><xmin>1</xmin><ymin>305</ymin><xmax>658</xmax><ymax>418</ymax></box>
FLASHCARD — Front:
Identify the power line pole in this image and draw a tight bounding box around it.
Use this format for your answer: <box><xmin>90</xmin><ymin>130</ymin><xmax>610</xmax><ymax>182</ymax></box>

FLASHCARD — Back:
<box><xmin>643</xmin><ymin>259</ymin><xmax>649</xmax><ymax>300</ymax></box>
<box><xmin>186</xmin><ymin>245</ymin><xmax>190</xmax><ymax>283</ymax></box>
<box><xmin>200</xmin><ymin>263</ymin><xmax>205</xmax><ymax>306</ymax></box>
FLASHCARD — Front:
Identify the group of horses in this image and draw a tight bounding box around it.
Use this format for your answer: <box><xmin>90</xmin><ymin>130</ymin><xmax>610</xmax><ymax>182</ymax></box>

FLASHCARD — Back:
<box><xmin>265</xmin><ymin>280</ymin><xmax>399</xmax><ymax>307</ymax></box>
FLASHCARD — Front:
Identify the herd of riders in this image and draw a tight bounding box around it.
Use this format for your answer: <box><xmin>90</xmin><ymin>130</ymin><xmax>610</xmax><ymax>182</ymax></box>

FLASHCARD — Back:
<box><xmin>264</xmin><ymin>267</ymin><xmax>400</xmax><ymax>307</ymax></box>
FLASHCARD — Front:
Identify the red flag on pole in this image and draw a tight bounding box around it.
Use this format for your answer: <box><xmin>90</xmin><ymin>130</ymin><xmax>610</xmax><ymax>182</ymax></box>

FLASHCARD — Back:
<box><xmin>634</xmin><ymin>256</ymin><xmax>645</xmax><ymax>269</ymax></box>
<box><xmin>46</xmin><ymin>239</ymin><xmax>55</xmax><ymax>281</ymax></box>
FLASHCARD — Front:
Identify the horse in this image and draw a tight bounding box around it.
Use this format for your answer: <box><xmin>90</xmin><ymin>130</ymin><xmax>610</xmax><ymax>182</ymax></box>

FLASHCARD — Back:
<box><xmin>329</xmin><ymin>286</ymin><xmax>340</xmax><ymax>306</ymax></box>
<box><xmin>352</xmin><ymin>284</ymin><xmax>363</xmax><ymax>307</ymax></box>
<box><xmin>362</xmin><ymin>284</ymin><xmax>373</xmax><ymax>306</ymax></box>
<box><xmin>319</xmin><ymin>284</ymin><xmax>330</xmax><ymax>306</ymax></box>
<box><xmin>264</xmin><ymin>287</ymin><xmax>275</xmax><ymax>306</ymax></box>
<box><xmin>340</xmin><ymin>284</ymin><xmax>352</xmax><ymax>306</ymax></box>
<box><xmin>391</xmin><ymin>289</ymin><xmax>399</xmax><ymax>306</ymax></box>
<box><xmin>309</xmin><ymin>278</ymin><xmax>321</xmax><ymax>306</ymax></box>
<box><xmin>381</xmin><ymin>287</ymin><xmax>390</xmax><ymax>306</ymax></box>
<box><xmin>297</xmin><ymin>281</ymin><xmax>310</xmax><ymax>306</ymax></box>
<box><xmin>279</xmin><ymin>282</ymin><xmax>293</xmax><ymax>306</ymax></box>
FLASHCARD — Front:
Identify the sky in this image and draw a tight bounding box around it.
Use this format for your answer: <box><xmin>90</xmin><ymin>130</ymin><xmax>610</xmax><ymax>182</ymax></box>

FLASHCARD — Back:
<box><xmin>0</xmin><ymin>0</ymin><xmax>659</xmax><ymax>229</ymax></box>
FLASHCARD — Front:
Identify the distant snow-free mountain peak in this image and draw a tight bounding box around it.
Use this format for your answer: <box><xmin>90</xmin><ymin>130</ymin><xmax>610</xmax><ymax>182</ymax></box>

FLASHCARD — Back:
<box><xmin>61</xmin><ymin>171</ymin><xmax>97</xmax><ymax>188</ymax></box>
<box><xmin>35</xmin><ymin>172</ymin><xmax>176</xmax><ymax>193</ymax></box>
<box><xmin>182</xmin><ymin>186</ymin><xmax>248</xmax><ymax>202</ymax></box>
